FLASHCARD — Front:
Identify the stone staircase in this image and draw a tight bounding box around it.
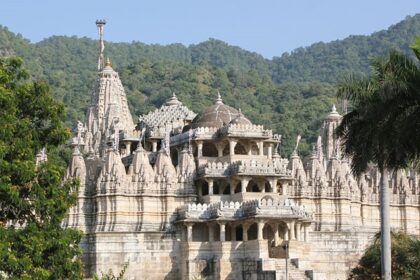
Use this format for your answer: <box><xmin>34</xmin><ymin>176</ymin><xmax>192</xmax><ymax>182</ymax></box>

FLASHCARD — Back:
<box><xmin>274</xmin><ymin>259</ymin><xmax>311</xmax><ymax>280</ymax></box>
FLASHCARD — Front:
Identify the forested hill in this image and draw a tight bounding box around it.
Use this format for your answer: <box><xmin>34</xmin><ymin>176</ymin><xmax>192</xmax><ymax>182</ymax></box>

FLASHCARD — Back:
<box><xmin>0</xmin><ymin>14</ymin><xmax>419</xmax><ymax>155</ymax></box>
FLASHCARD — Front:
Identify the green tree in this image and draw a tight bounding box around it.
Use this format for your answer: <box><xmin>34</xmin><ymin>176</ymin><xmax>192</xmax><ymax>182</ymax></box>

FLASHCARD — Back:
<box><xmin>349</xmin><ymin>232</ymin><xmax>420</xmax><ymax>280</ymax></box>
<box><xmin>336</xmin><ymin>38</ymin><xmax>420</xmax><ymax>280</ymax></box>
<box><xmin>0</xmin><ymin>57</ymin><xmax>83</xmax><ymax>279</ymax></box>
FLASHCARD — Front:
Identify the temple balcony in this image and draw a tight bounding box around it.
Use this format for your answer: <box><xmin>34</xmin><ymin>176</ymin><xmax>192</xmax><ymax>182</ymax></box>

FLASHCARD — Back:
<box><xmin>197</xmin><ymin>159</ymin><xmax>292</xmax><ymax>179</ymax></box>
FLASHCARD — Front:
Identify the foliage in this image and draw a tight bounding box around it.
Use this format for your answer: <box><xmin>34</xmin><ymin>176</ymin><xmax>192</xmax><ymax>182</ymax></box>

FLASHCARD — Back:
<box><xmin>336</xmin><ymin>38</ymin><xmax>420</xmax><ymax>174</ymax></box>
<box><xmin>0</xmin><ymin>57</ymin><xmax>83</xmax><ymax>279</ymax></box>
<box><xmin>92</xmin><ymin>263</ymin><xmax>128</xmax><ymax>280</ymax></box>
<box><xmin>348</xmin><ymin>232</ymin><xmax>420</xmax><ymax>280</ymax></box>
<box><xmin>0</xmin><ymin>15</ymin><xmax>419</xmax><ymax>156</ymax></box>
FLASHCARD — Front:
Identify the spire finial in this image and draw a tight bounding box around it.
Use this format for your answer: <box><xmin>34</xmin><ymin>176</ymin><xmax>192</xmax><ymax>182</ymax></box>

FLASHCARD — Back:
<box><xmin>96</xmin><ymin>19</ymin><xmax>106</xmax><ymax>71</ymax></box>
<box><xmin>292</xmin><ymin>135</ymin><xmax>301</xmax><ymax>156</ymax></box>
<box><xmin>215</xmin><ymin>91</ymin><xmax>223</xmax><ymax>104</ymax></box>
<box><xmin>105</xmin><ymin>57</ymin><xmax>112</xmax><ymax>67</ymax></box>
<box><xmin>166</xmin><ymin>92</ymin><xmax>181</xmax><ymax>106</ymax></box>
<box><xmin>331</xmin><ymin>104</ymin><xmax>337</xmax><ymax>113</ymax></box>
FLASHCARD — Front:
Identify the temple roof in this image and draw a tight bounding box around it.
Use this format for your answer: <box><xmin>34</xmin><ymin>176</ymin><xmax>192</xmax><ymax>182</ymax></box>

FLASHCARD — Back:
<box><xmin>191</xmin><ymin>93</ymin><xmax>251</xmax><ymax>129</ymax></box>
<box><xmin>139</xmin><ymin>93</ymin><xmax>196</xmax><ymax>129</ymax></box>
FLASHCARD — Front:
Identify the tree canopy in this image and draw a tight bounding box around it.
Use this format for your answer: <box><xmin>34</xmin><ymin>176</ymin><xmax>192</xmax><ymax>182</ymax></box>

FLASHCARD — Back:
<box><xmin>349</xmin><ymin>232</ymin><xmax>420</xmax><ymax>280</ymax></box>
<box><xmin>0</xmin><ymin>57</ymin><xmax>83</xmax><ymax>279</ymax></box>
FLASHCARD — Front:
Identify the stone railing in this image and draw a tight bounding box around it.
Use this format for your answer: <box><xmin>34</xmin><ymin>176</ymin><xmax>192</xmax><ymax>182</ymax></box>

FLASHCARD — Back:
<box><xmin>219</xmin><ymin>124</ymin><xmax>272</xmax><ymax>138</ymax></box>
<box><xmin>197</xmin><ymin>159</ymin><xmax>292</xmax><ymax>178</ymax></box>
<box><xmin>197</xmin><ymin>161</ymin><xmax>231</xmax><ymax>177</ymax></box>
<box><xmin>241</xmin><ymin>197</ymin><xmax>312</xmax><ymax>219</ymax></box>
<box><xmin>177</xmin><ymin>198</ymin><xmax>312</xmax><ymax>221</ymax></box>
<box><xmin>231</xmin><ymin>160</ymin><xmax>292</xmax><ymax>176</ymax></box>
<box><xmin>194</xmin><ymin>127</ymin><xmax>219</xmax><ymax>138</ymax></box>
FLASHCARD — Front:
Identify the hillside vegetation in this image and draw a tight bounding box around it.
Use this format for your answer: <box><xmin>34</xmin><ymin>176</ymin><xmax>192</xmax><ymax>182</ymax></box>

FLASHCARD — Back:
<box><xmin>1</xmin><ymin>14</ymin><xmax>419</xmax><ymax>155</ymax></box>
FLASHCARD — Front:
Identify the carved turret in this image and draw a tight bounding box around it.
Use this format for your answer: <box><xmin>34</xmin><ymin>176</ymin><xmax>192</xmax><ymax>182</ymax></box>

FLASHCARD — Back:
<box><xmin>83</xmin><ymin>21</ymin><xmax>135</xmax><ymax>156</ymax></box>
<box><xmin>130</xmin><ymin>144</ymin><xmax>155</xmax><ymax>183</ymax></box>
<box><xmin>321</xmin><ymin>105</ymin><xmax>342</xmax><ymax>161</ymax></box>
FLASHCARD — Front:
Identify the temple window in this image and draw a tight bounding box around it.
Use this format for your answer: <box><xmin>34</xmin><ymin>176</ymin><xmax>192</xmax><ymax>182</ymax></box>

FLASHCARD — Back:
<box><xmin>192</xmin><ymin>223</ymin><xmax>209</xmax><ymax>242</ymax></box>
<box><xmin>250</xmin><ymin>143</ymin><xmax>259</xmax><ymax>155</ymax></box>
<box><xmin>246</xmin><ymin>180</ymin><xmax>261</xmax><ymax>192</ymax></box>
<box><xmin>234</xmin><ymin>142</ymin><xmax>247</xmax><ymax>155</ymax></box>
<box><xmin>247</xmin><ymin>223</ymin><xmax>258</xmax><ymax>240</ymax></box>
<box><xmin>202</xmin><ymin>181</ymin><xmax>209</xmax><ymax>196</ymax></box>
<box><xmin>235</xmin><ymin>225</ymin><xmax>243</xmax><ymax>241</ymax></box>
<box><xmin>202</xmin><ymin>142</ymin><xmax>218</xmax><ymax>157</ymax></box>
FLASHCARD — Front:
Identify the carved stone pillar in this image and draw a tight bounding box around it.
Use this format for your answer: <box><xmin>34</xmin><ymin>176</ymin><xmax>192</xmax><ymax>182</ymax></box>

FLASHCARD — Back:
<box><xmin>296</xmin><ymin>222</ymin><xmax>301</xmax><ymax>241</ymax></box>
<box><xmin>207</xmin><ymin>179</ymin><xmax>214</xmax><ymax>195</ymax></box>
<box><xmin>242</xmin><ymin>223</ymin><xmax>250</xmax><ymax>241</ymax></box>
<box><xmin>273</xmin><ymin>224</ymin><xmax>280</xmax><ymax>246</ymax></box>
<box><xmin>304</xmin><ymin>224</ymin><xmax>310</xmax><ymax>242</ymax></box>
<box><xmin>197</xmin><ymin>141</ymin><xmax>203</xmax><ymax>157</ymax></box>
<box><xmin>152</xmin><ymin>141</ymin><xmax>157</xmax><ymax>153</ymax></box>
<box><xmin>257</xmin><ymin>220</ymin><xmax>264</xmax><ymax>241</ymax></box>
<box><xmin>258</xmin><ymin>141</ymin><xmax>264</xmax><ymax>156</ymax></box>
<box><xmin>229</xmin><ymin>139</ymin><xmax>237</xmax><ymax>156</ymax></box>
<box><xmin>230</xmin><ymin>179</ymin><xmax>237</xmax><ymax>195</ymax></box>
<box><xmin>289</xmin><ymin>221</ymin><xmax>295</xmax><ymax>240</ymax></box>
<box><xmin>268</xmin><ymin>179</ymin><xmax>277</xmax><ymax>193</ymax></box>
<box><xmin>267</xmin><ymin>143</ymin><xmax>272</xmax><ymax>159</ymax></box>
<box><xmin>125</xmin><ymin>142</ymin><xmax>131</xmax><ymax>156</ymax></box>
<box><xmin>215</xmin><ymin>142</ymin><xmax>226</xmax><ymax>157</ymax></box>
<box><xmin>219</xmin><ymin>222</ymin><xmax>226</xmax><ymax>242</ymax></box>
<box><xmin>186</xmin><ymin>223</ymin><xmax>193</xmax><ymax>242</ymax></box>
<box><xmin>241</xmin><ymin>177</ymin><xmax>250</xmax><ymax>193</ymax></box>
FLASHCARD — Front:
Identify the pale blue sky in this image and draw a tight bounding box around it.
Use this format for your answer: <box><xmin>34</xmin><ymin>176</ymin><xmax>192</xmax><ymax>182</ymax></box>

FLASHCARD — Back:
<box><xmin>1</xmin><ymin>0</ymin><xmax>419</xmax><ymax>58</ymax></box>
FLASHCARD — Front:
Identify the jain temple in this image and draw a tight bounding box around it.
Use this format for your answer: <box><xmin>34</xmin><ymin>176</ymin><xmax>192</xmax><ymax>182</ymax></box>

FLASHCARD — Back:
<box><xmin>64</xmin><ymin>22</ymin><xmax>420</xmax><ymax>280</ymax></box>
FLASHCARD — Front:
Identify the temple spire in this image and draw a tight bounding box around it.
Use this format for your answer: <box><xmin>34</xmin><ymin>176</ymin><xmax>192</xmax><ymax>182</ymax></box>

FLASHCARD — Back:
<box><xmin>96</xmin><ymin>19</ymin><xmax>106</xmax><ymax>71</ymax></box>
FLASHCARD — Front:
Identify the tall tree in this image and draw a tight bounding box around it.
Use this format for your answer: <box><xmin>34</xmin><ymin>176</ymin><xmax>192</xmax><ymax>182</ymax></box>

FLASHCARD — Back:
<box><xmin>336</xmin><ymin>38</ymin><xmax>420</xmax><ymax>280</ymax></box>
<box><xmin>0</xmin><ymin>57</ymin><xmax>83</xmax><ymax>279</ymax></box>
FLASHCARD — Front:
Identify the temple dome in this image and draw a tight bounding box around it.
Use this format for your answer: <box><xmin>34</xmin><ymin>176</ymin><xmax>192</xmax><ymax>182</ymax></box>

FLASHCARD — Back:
<box><xmin>229</xmin><ymin>109</ymin><xmax>252</xmax><ymax>126</ymax></box>
<box><xmin>191</xmin><ymin>93</ymin><xmax>251</xmax><ymax>129</ymax></box>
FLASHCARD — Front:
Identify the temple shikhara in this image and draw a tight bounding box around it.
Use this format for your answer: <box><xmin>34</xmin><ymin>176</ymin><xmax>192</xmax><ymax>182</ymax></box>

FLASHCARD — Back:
<box><xmin>64</xmin><ymin>22</ymin><xmax>420</xmax><ymax>280</ymax></box>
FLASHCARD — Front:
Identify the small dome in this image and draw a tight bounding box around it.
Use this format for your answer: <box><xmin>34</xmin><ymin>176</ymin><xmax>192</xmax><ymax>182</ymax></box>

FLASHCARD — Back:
<box><xmin>326</xmin><ymin>104</ymin><xmax>341</xmax><ymax>121</ymax></box>
<box><xmin>165</xmin><ymin>93</ymin><xmax>182</xmax><ymax>106</ymax></box>
<box><xmin>229</xmin><ymin>108</ymin><xmax>252</xmax><ymax>126</ymax></box>
<box><xmin>191</xmin><ymin>93</ymin><xmax>251</xmax><ymax>129</ymax></box>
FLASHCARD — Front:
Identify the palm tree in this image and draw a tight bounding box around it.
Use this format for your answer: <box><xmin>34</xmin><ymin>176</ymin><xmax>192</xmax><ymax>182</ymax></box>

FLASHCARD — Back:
<box><xmin>336</xmin><ymin>37</ymin><xmax>420</xmax><ymax>280</ymax></box>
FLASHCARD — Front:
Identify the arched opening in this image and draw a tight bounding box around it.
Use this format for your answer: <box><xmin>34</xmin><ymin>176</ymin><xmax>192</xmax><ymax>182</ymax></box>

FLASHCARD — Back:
<box><xmin>246</xmin><ymin>180</ymin><xmax>261</xmax><ymax>192</ymax></box>
<box><xmin>233</xmin><ymin>181</ymin><xmax>241</xmax><ymax>193</ymax></box>
<box><xmin>170</xmin><ymin>148</ymin><xmax>178</xmax><ymax>166</ymax></box>
<box><xmin>234</xmin><ymin>142</ymin><xmax>247</xmax><ymax>155</ymax></box>
<box><xmin>202</xmin><ymin>142</ymin><xmax>218</xmax><ymax>157</ymax></box>
<box><xmin>193</xmin><ymin>223</ymin><xmax>209</xmax><ymax>241</ymax></box>
<box><xmin>248</xmin><ymin>223</ymin><xmax>258</xmax><ymax>240</ymax></box>
<box><xmin>236</xmin><ymin>225</ymin><xmax>243</xmax><ymax>241</ymax></box>
<box><xmin>222</xmin><ymin>184</ymin><xmax>231</xmax><ymax>195</ymax></box>
<box><xmin>202</xmin><ymin>181</ymin><xmax>209</xmax><ymax>196</ymax></box>
<box><xmin>263</xmin><ymin>224</ymin><xmax>275</xmax><ymax>242</ymax></box>
<box><xmin>278</xmin><ymin>221</ymin><xmax>289</xmax><ymax>241</ymax></box>
<box><xmin>250</xmin><ymin>143</ymin><xmax>259</xmax><ymax>155</ymax></box>
<box><xmin>212</xmin><ymin>224</ymin><xmax>220</xmax><ymax>241</ymax></box>
<box><xmin>213</xmin><ymin>180</ymin><xmax>221</xmax><ymax>194</ymax></box>
<box><xmin>226</xmin><ymin>224</ymin><xmax>233</xmax><ymax>241</ymax></box>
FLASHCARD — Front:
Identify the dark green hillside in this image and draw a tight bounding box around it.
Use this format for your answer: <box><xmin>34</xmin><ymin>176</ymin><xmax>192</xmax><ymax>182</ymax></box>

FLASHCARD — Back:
<box><xmin>0</xmin><ymin>14</ymin><xmax>419</xmax><ymax>155</ymax></box>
